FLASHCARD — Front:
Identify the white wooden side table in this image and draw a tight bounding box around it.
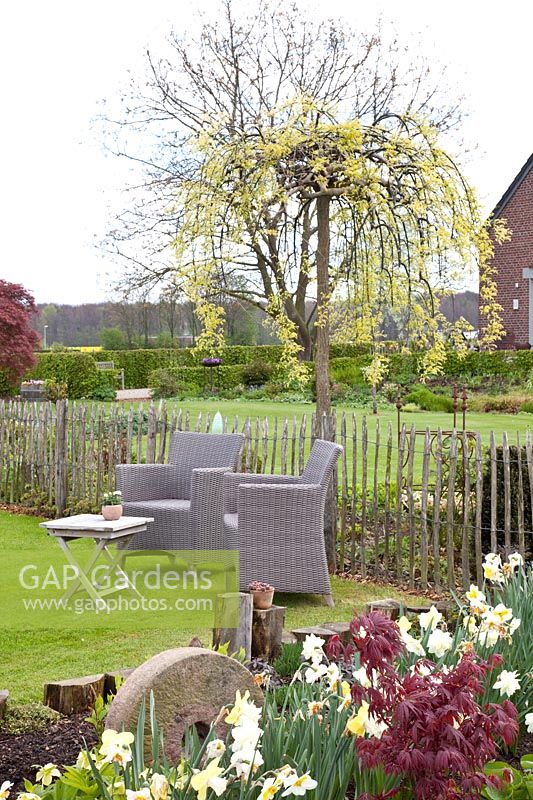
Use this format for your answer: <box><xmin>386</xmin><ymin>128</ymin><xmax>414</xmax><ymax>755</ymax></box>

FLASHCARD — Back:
<box><xmin>40</xmin><ymin>514</ymin><xmax>154</xmax><ymax>609</ymax></box>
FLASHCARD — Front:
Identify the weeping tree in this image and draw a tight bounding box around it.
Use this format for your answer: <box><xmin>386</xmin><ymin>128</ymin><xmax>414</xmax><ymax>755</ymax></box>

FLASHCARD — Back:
<box><xmin>105</xmin><ymin>0</ymin><xmax>504</xmax><ymax>417</ymax></box>
<box><xmin>167</xmin><ymin>101</ymin><xmax>504</xmax><ymax>416</ymax></box>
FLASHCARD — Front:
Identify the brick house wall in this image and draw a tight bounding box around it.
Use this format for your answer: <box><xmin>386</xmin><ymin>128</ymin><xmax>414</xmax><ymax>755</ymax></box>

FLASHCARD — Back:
<box><xmin>482</xmin><ymin>155</ymin><xmax>533</xmax><ymax>349</ymax></box>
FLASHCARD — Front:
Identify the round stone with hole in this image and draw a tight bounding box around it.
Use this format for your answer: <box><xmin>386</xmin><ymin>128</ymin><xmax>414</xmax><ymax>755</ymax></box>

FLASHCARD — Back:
<box><xmin>105</xmin><ymin>647</ymin><xmax>263</xmax><ymax>761</ymax></box>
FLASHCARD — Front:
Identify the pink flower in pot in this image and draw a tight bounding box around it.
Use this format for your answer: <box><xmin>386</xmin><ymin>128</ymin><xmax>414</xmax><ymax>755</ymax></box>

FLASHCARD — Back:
<box><xmin>101</xmin><ymin>490</ymin><xmax>123</xmax><ymax>521</ymax></box>
<box><xmin>249</xmin><ymin>581</ymin><xmax>275</xmax><ymax>609</ymax></box>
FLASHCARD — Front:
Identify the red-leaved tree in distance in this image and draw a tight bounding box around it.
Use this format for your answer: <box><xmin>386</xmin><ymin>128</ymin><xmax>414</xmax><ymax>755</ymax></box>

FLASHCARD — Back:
<box><xmin>0</xmin><ymin>280</ymin><xmax>40</xmax><ymax>386</ymax></box>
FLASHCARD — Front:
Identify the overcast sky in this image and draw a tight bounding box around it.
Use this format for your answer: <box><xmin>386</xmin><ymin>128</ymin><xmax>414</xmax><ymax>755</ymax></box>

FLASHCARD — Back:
<box><xmin>0</xmin><ymin>0</ymin><xmax>531</xmax><ymax>307</ymax></box>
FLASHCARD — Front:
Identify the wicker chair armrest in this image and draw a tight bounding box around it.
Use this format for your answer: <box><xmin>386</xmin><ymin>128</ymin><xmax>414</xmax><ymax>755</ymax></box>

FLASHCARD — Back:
<box><xmin>115</xmin><ymin>463</ymin><xmax>181</xmax><ymax>502</ymax></box>
<box><xmin>223</xmin><ymin>472</ymin><xmax>300</xmax><ymax>513</ymax></box>
<box><xmin>237</xmin><ymin>482</ymin><xmax>324</xmax><ymax>540</ymax></box>
<box><xmin>189</xmin><ymin>467</ymin><xmax>229</xmax><ymax>550</ymax></box>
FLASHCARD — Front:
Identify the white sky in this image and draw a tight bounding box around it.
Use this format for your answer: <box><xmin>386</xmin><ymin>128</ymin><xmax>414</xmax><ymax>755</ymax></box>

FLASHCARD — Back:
<box><xmin>0</xmin><ymin>0</ymin><xmax>531</xmax><ymax>305</ymax></box>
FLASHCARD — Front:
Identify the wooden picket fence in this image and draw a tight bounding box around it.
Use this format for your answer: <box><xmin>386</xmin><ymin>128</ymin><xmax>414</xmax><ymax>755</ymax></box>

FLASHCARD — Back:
<box><xmin>0</xmin><ymin>399</ymin><xmax>530</xmax><ymax>592</ymax></box>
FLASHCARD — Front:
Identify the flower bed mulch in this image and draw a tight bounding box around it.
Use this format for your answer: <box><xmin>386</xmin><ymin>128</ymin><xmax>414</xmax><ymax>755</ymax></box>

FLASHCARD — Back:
<box><xmin>0</xmin><ymin>714</ymin><xmax>98</xmax><ymax>789</ymax></box>
<box><xmin>1</xmin><ymin>710</ymin><xmax>531</xmax><ymax>792</ymax></box>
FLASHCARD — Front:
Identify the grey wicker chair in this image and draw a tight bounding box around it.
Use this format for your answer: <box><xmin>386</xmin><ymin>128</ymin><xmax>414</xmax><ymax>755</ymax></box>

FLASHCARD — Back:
<box><xmin>223</xmin><ymin>439</ymin><xmax>342</xmax><ymax>605</ymax></box>
<box><xmin>116</xmin><ymin>431</ymin><xmax>244</xmax><ymax>550</ymax></box>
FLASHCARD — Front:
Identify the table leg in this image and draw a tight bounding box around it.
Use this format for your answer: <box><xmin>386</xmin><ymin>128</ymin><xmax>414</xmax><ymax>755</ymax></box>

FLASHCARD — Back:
<box><xmin>56</xmin><ymin>537</ymin><xmax>109</xmax><ymax>610</ymax></box>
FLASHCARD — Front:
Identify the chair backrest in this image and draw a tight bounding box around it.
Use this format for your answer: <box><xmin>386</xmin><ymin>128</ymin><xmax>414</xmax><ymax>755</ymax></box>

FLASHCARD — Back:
<box><xmin>301</xmin><ymin>439</ymin><xmax>343</xmax><ymax>492</ymax></box>
<box><xmin>168</xmin><ymin>431</ymin><xmax>244</xmax><ymax>499</ymax></box>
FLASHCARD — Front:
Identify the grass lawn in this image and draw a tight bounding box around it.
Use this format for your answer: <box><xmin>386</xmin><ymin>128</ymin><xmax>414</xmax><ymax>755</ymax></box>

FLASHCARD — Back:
<box><xmin>110</xmin><ymin>397</ymin><xmax>533</xmax><ymax>482</ymax></box>
<box><xmin>0</xmin><ymin>510</ymin><xmax>424</xmax><ymax>704</ymax></box>
<box><xmin>119</xmin><ymin>396</ymin><xmax>533</xmax><ymax>443</ymax></box>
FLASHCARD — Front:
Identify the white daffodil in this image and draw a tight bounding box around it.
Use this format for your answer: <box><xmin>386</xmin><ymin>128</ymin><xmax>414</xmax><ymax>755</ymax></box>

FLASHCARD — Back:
<box><xmin>510</xmin><ymin>618</ymin><xmax>521</xmax><ymax>634</ymax></box>
<box><xmin>492</xmin><ymin>603</ymin><xmax>513</xmax><ymax>623</ymax></box>
<box><xmin>17</xmin><ymin>794</ymin><xmax>40</xmax><ymax>800</ymax></box>
<box><xmin>493</xmin><ymin>670</ymin><xmax>521</xmax><ymax>698</ymax></box>
<box><xmin>401</xmin><ymin>631</ymin><xmax>426</xmax><ymax>656</ymax></box>
<box><xmin>150</xmin><ymin>773</ymin><xmax>170</xmax><ymax>800</ymax></box>
<box><xmin>483</xmin><ymin>562</ymin><xmax>504</xmax><ymax>584</ymax></box>
<box><xmin>230</xmin><ymin>747</ymin><xmax>264</xmax><ymax>778</ymax></box>
<box><xmin>231</xmin><ymin>718</ymin><xmax>263</xmax><ymax>752</ymax></box>
<box><xmin>466</xmin><ymin>585</ymin><xmax>486</xmax><ymax>604</ymax></box>
<box><xmin>281</xmin><ymin>772</ymin><xmax>318</xmax><ymax>797</ymax></box>
<box><xmin>427</xmin><ymin>628</ymin><xmax>453</xmax><ymax>658</ymax></box>
<box><xmin>259</xmin><ymin>776</ymin><xmax>284</xmax><ymax>800</ymax></box>
<box><xmin>326</xmin><ymin>662</ymin><xmax>341</xmax><ymax>690</ymax></box>
<box><xmin>205</xmin><ymin>739</ymin><xmax>226</xmax><ymax>760</ymax></box>
<box><xmin>190</xmin><ymin>759</ymin><xmax>228</xmax><ymax>800</ymax></box>
<box><xmin>419</xmin><ymin>605</ymin><xmax>443</xmax><ymax>631</ymax></box>
<box><xmin>35</xmin><ymin>764</ymin><xmax>61</xmax><ymax>787</ymax></box>
<box><xmin>303</xmin><ymin>662</ymin><xmax>328</xmax><ymax>684</ymax></box>
<box><xmin>301</xmin><ymin>634</ymin><xmax>325</xmax><ymax>663</ymax></box>
<box><xmin>0</xmin><ymin>782</ymin><xmax>13</xmax><ymax>800</ymax></box>
<box><xmin>477</xmin><ymin>627</ymin><xmax>500</xmax><ymax>648</ymax></box>
<box><xmin>365</xmin><ymin>713</ymin><xmax>388</xmax><ymax>739</ymax></box>
<box><xmin>484</xmin><ymin>553</ymin><xmax>502</xmax><ymax>566</ymax></box>
<box><xmin>508</xmin><ymin>552</ymin><xmax>524</xmax><ymax>570</ymax></box>
<box><xmin>526</xmin><ymin>712</ymin><xmax>533</xmax><ymax>733</ymax></box>
<box><xmin>126</xmin><ymin>790</ymin><xmax>151</xmax><ymax>800</ymax></box>
<box><xmin>307</xmin><ymin>700</ymin><xmax>325</xmax><ymax>717</ymax></box>
<box><xmin>410</xmin><ymin>662</ymin><xmax>432</xmax><ymax>677</ymax></box>
<box><xmin>352</xmin><ymin>666</ymin><xmax>372</xmax><ymax>688</ymax></box>
<box><xmin>99</xmin><ymin>730</ymin><xmax>135</xmax><ymax>767</ymax></box>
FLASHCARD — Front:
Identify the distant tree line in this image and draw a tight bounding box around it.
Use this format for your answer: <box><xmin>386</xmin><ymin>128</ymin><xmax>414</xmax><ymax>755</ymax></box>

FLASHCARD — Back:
<box><xmin>32</xmin><ymin>293</ymin><xmax>279</xmax><ymax>349</ymax></box>
<box><xmin>31</xmin><ymin>291</ymin><xmax>478</xmax><ymax>351</ymax></box>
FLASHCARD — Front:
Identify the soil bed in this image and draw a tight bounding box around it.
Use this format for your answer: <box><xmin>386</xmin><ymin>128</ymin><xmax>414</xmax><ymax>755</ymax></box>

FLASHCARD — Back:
<box><xmin>0</xmin><ymin>714</ymin><xmax>98</xmax><ymax>789</ymax></box>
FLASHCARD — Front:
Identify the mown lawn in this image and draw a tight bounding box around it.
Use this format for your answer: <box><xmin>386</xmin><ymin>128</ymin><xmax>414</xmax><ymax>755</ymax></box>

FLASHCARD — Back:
<box><xmin>0</xmin><ymin>510</ymin><xmax>423</xmax><ymax>704</ymax></box>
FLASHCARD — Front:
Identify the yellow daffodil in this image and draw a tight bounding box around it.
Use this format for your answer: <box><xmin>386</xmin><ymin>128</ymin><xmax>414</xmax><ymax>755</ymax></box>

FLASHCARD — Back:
<box><xmin>337</xmin><ymin>681</ymin><xmax>352</xmax><ymax>711</ymax></box>
<box><xmin>190</xmin><ymin>758</ymin><xmax>227</xmax><ymax>800</ymax></box>
<box><xmin>397</xmin><ymin>615</ymin><xmax>412</xmax><ymax>633</ymax></box>
<box><xmin>345</xmin><ymin>701</ymin><xmax>369</xmax><ymax>737</ymax></box>
<box><xmin>225</xmin><ymin>690</ymin><xmax>261</xmax><ymax>726</ymax></box>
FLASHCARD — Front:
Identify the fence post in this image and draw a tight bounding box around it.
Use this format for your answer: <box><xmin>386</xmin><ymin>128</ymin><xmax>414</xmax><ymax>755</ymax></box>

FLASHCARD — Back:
<box><xmin>54</xmin><ymin>399</ymin><xmax>68</xmax><ymax>517</ymax></box>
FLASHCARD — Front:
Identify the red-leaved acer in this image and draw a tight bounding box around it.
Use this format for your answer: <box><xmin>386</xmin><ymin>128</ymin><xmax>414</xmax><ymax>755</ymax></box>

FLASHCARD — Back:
<box><xmin>0</xmin><ymin>280</ymin><xmax>39</xmax><ymax>386</ymax></box>
<box><xmin>326</xmin><ymin>612</ymin><xmax>518</xmax><ymax>800</ymax></box>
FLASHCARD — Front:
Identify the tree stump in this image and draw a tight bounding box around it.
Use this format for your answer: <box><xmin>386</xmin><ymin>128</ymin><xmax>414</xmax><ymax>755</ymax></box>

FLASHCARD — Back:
<box><xmin>251</xmin><ymin>605</ymin><xmax>286</xmax><ymax>660</ymax></box>
<box><xmin>321</xmin><ymin>621</ymin><xmax>352</xmax><ymax>645</ymax></box>
<box><xmin>212</xmin><ymin>592</ymin><xmax>253</xmax><ymax>660</ymax></box>
<box><xmin>105</xmin><ymin>647</ymin><xmax>263</xmax><ymax>761</ymax></box>
<box><xmin>0</xmin><ymin>690</ymin><xmax>8</xmax><ymax>720</ymax></box>
<box><xmin>43</xmin><ymin>674</ymin><xmax>106</xmax><ymax>714</ymax></box>
<box><xmin>364</xmin><ymin>599</ymin><xmax>401</xmax><ymax>620</ymax></box>
<box><xmin>103</xmin><ymin>669</ymin><xmax>136</xmax><ymax>697</ymax></box>
<box><xmin>291</xmin><ymin>626</ymin><xmax>341</xmax><ymax>644</ymax></box>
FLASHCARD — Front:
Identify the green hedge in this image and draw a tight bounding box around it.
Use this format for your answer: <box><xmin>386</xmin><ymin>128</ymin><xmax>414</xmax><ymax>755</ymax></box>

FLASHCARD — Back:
<box><xmin>149</xmin><ymin>364</ymin><xmax>247</xmax><ymax>392</ymax></box>
<box><xmin>0</xmin><ymin>369</ymin><xmax>17</xmax><ymax>397</ymax></box>
<box><xmin>28</xmin><ymin>353</ymin><xmax>117</xmax><ymax>399</ymax></box>
<box><xmin>29</xmin><ymin>346</ymin><xmax>533</xmax><ymax>395</ymax></box>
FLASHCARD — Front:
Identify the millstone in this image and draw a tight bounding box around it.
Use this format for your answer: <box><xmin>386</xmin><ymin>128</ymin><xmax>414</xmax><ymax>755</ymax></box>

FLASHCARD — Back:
<box><xmin>105</xmin><ymin>647</ymin><xmax>263</xmax><ymax>761</ymax></box>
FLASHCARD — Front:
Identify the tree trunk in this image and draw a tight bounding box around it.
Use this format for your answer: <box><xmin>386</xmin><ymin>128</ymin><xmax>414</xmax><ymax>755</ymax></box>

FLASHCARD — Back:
<box><xmin>315</xmin><ymin>195</ymin><xmax>331</xmax><ymax>419</ymax></box>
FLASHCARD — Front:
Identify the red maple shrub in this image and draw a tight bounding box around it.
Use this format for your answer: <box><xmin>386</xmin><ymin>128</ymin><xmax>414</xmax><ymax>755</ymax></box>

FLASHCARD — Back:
<box><xmin>0</xmin><ymin>280</ymin><xmax>39</xmax><ymax>386</ymax></box>
<box><xmin>326</xmin><ymin>612</ymin><xmax>519</xmax><ymax>800</ymax></box>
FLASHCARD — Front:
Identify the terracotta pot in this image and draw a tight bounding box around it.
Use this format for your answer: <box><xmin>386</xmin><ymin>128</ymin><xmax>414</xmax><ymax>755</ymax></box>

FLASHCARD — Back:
<box><xmin>251</xmin><ymin>589</ymin><xmax>274</xmax><ymax>610</ymax></box>
<box><xmin>102</xmin><ymin>504</ymin><xmax>123</xmax><ymax>521</ymax></box>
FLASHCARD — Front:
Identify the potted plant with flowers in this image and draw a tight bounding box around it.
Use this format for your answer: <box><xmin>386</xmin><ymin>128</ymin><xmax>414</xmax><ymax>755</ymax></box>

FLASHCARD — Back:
<box><xmin>101</xmin><ymin>490</ymin><xmax>123</xmax><ymax>521</ymax></box>
<box><xmin>249</xmin><ymin>580</ymin><xmax>275</xmax><ymax>609</ymax></box>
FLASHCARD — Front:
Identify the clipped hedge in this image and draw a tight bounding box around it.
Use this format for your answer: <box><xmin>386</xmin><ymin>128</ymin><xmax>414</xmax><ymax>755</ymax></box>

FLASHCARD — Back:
<box><xmin>29</xmin><ymin>345</ymin><xmax>533</xmax><ymax>395</ymax></box>
<box><xmin>29</xmin><ymin>353</ymin><xmax>117</xmax><ymax>399</ymax></box>
<box><xmin>149</xmin><ymin>364</ymin><xmax>247</xmax><ymax>393</ymax></box>
<box><xmin>0</xmin><ymin>369</ymin><xmax>17</xmax><ymax>397</ymax></box>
